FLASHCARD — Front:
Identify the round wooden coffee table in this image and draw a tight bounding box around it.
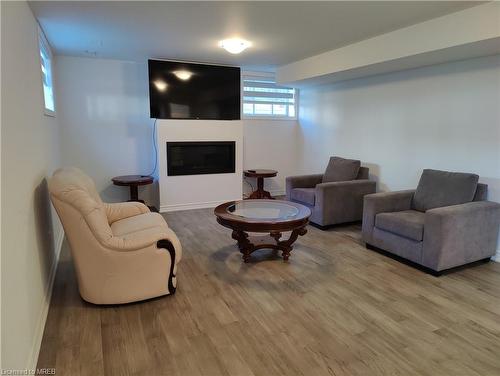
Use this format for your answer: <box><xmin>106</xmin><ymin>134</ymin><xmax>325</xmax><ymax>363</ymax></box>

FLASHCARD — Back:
<box><xmin>214</xmin><ymin>199</ymin><xmax>311</xmax><ymax>263</ymax></box>
<box><xmin>244</xmin><ymin>169</ymin><xmax>277</xmax><ymax>199</ymax></box>
<box><xmin>111</xmin><ymin>175</ymin><xmax>154</xmax><ymax>203</ymax></box>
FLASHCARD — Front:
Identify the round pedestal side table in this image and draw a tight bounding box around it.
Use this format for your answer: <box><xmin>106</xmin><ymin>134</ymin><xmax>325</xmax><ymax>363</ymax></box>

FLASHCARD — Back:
<box><xmin>244</xmin><ymin>169</ymin><xmax>278</xmax><ymax>199</ymax></box>
<box><xmin>111</xmin><ymin>175</ymin><xmax>154</xmax><ymax>203</ymax></box>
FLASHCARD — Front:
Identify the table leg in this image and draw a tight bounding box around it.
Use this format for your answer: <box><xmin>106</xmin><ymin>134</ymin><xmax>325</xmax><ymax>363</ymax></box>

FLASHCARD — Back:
<box><xmin>257</xmin><ymin>177</ymin><xmax>264</xmax><ymax>193</ymax></box>
<box><xmin>248</xmin><ymin>177</ymin><xmax>274</xmax><ymax>199</ymax></box>
<box><xmin>232</xmin><ymin>230</ymin><xmax>252</xmax><ymax>263</ymax></box>
<box><xmin>279</xmin><ymin>226</ymin><xmax>308</xmax><ymax>261</ymax></box>
<box><xmin>129</xmin><ymin>185</ymin><xmax>139</xmax><ymax>201</ymax></box>
<box><xmin>230</xmin><ymin>226</ymin><xmax>308</xmax><ymax>263</ymax></box>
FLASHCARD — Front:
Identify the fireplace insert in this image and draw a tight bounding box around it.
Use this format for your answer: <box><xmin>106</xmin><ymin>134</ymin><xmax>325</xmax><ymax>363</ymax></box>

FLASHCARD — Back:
<box><xmin>166</xmin><ymin>141</ymin><xmax>236</xmax><ymax>176</ymax></box>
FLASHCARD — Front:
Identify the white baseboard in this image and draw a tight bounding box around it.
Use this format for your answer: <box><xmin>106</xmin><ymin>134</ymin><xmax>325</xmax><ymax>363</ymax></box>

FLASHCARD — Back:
<box><xmin>492</xmin><ymin>250</ymin><xmax>500</xmax><ymax>263</ymax></box>
<box><xmin>27</xmin><ymin>226</ymin><xmax>64</xmax><ymax>371</ymax></box>
<box><xmin>160</xmin><ymin>198</ymin><xmax>242</xmax><ymax>213</ymax></box>
<box><xmin>160</xmin><ymin>192</ymin><xmax>287</xmax><ymax>213</ymax></box>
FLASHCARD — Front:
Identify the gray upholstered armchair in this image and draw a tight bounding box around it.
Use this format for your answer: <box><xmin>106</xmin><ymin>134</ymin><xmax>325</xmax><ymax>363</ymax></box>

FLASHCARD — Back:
<box><xmin>362</xmin><ymin>169</ymin><xmax>500</xmax><ymax>274</ymax></box>
<box><xmin>286</xmin><ymin>157</ymin><xmax>376</xmax><ymax>228</ymax></box>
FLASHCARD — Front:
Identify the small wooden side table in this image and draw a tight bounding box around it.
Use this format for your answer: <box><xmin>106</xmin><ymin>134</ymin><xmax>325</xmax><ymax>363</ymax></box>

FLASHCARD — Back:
<box><xmin>244</xmin><ymin>169</ymin><xmax>278</xmax><ymax>199</ymax></box>
<box><xmin>111</xmin><ymin>175</ymin><xmax>154</xmax><ymax>203</ymax></box>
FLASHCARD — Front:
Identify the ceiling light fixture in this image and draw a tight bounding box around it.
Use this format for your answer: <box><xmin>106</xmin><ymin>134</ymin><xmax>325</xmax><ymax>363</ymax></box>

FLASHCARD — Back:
<box><xmin>173</xmin><ymin>70</ymin><xmax>193</xmax><ymax>81</ymax></box>
<box><xmin>153</xmin><ymin>80</ymin><xmax>168</xmax><ymax>92</ymax></box>
<box><xmin>219</xmin><ymin>38</ymin><xmax>251</xmax><ymax>54</ymax></box>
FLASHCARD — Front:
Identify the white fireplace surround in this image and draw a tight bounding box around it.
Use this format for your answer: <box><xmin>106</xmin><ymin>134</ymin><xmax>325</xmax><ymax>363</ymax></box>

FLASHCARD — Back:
<box><xmin>157</xmin><ymin>119</ymin><xmax>243</xmax><ymax>212</ymax></box>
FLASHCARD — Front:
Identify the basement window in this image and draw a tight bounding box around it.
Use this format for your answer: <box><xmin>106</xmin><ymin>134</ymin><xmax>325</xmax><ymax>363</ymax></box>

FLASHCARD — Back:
<box><xmin>38</xmin><ymin>26</ymin><xmax>55</xmax><ymax>115</ymax></box>
<box><xmin>242</xmin><ymin>74</ymin><xmax>297</xmax><ymax>119</ymax></box>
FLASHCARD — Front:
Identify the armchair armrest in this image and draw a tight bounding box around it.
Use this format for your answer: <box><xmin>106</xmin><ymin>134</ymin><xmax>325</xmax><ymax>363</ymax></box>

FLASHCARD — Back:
<box><xmin>423</xmin><ymin>201</ymin><xmax>500</xmax><ymax>271</ymax></box>
<box><xmin>106</xmin><ymin>226</ymin><xmax>182</xmax><ymax>258</ymax></box>
<box><xmin>103</xmin><ymin>225</ymin><xmax>182</xmax><ymax>296</ymax></box>
<box><xmin>315</xmin><ymin>180</ymin><xmax>376</xmax><ymax>224</ymax></box>
<box><xmin>105</xmin><ymin>201</ymin><xmax>150</xmax><ymax>224</ymax></box>
<box><xmin>362</xmin><ymin>190</ymin><xmax>415</xmax><ymax>242</ymax></box>
<box><xmin>286</xmin><ymin>174</ymin><xmax>323</xmax><ymax>200</ymax></box>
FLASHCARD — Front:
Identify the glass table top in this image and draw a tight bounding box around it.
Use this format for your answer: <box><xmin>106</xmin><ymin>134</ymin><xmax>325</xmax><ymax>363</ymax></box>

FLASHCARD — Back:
<box><xmin>227</xmin><ymin>200</ymin><xmax>300</xmax><ymax>220</ymax></box>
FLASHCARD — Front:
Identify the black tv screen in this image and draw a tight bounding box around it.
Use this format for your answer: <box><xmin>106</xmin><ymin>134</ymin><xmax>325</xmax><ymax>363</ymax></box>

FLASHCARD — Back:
<box><xmin>148</xmin><ymin>59</ymin><xmax>240</xmax><ymax>120</ymax></box>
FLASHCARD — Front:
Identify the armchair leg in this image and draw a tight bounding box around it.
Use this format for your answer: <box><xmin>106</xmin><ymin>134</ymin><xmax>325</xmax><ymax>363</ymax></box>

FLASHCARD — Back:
<box><xmin>309</xmin><ymin>222</ymin><xmax>333</xmax><ymax>231</ymax></box>
<box><xmin>365</xmin><ymin>242</ymin><xmax>440</xmax><ymax>276</ymax></box>
<box><xmin>157</xmin><ymin>239</ymin><xmax>177</xmax><ymax>294</ymax></box>
<box><xmin>310</xmin><ymin>222</ymin><xmax>330</xmax><ymax>231</ymax></box>
<box><xmin>365</xmin><ymin>243</ymin><xmax>491</xmax><ymax>277</ymax></box>
<box><xmin>311</xmin><ymin>220</ymin><xmax>362</xmax><ymax>231</ymax></box>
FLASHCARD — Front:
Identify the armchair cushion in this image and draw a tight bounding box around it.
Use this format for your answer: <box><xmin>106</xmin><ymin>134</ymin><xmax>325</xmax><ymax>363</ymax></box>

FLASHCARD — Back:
<box><xmin>375</xmin><ymin>210</ymin><xmax>425</xmax><ymax>241</ymax></box>
<box><xmin>412</xmin><ymin>169</ymin><xmax>479</xmax><ymax>212</ymax></box>
<box><xmin>105</xmin><ymin>201</ymin><xmax>150</xmax><ymax>225</ymax></box>
<box><xmin>322</xmin><ymin>156</ymin><xmax>360</xmax><ymax>183</ymax></box>
<box><xmin>111</xmin><ymin>226</ymin><xmax>182</xmax><ymax>255</ymax></box>
<box><xmin>286</xmin><ymin>174</ymin><xmax>323</xmax><ymax>201</ymax></box>
<box><xmin>290</xmin><ymin>188</ymin><xmax>315</xmax><ymax>206</ymax></box>
<box><xmin>362</xmin><ymin>190</ymin><xmax>415</xmax><ymax>243</ymax></box>
<box><xmin>111</xmin><ymin>212</ymin><xmax>168</xmax><ymax>236</ymax></box>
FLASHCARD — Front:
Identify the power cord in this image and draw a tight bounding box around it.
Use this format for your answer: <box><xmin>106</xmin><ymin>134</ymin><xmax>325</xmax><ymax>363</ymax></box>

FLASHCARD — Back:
<box><xmin>147</xmin><ymin>118</ymin><xmax>158</xmax><ymax>177</ymax></box>
<box><xmin>243</xmin><ymin>178</ymin><xmax>254</xmax><ymax>199</ymax></box>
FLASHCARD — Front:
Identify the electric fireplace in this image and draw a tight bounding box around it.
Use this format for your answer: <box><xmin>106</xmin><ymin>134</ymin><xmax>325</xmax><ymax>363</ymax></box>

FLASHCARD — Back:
<box><xmin>166</xmin><ymin>141</ymin><xmax>236</xmax><ymax>176</ymax></box>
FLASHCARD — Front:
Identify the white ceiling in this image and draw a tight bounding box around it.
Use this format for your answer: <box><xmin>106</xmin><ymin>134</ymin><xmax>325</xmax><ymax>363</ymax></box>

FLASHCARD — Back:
<box><xmin>30</xmin><ymin>1</ymin><xmax>482</xmax><ymax>69</ymax></box>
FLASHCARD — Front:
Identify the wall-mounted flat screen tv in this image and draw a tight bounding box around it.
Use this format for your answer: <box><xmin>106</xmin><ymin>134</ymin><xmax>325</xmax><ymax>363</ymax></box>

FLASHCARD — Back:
<box><xmin>148</xmin><ymin>59</ymin><xmax>241</xmax><ymax>120</ymax></box>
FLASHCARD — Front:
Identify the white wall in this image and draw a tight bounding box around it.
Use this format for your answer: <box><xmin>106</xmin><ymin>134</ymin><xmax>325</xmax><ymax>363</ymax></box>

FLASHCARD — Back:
<box><xmin>55</xmin><ymin>56</ymin><xmax>159</xmax><ymax>205</ymax></box>
<box><xmin>242</xmin><ymin>119</ymin><xmax>299</xmax><ymax>197</ymax></box>
<box><xmin>298</xmin><ymin>54</ymin><xmax>500</xmax><ymax>251</ymax></box>
<box><xmin>1</xmin><ymin>1</ymin><xmax>63</xmax><ymax>370</ymax></box>
<box><xmin>55</xmin><ymin>56</ymin><xmax>301</xmax><ymax>206</ymax></box>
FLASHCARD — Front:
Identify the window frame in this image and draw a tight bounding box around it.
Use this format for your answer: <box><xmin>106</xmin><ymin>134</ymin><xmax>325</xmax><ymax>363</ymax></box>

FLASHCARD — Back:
<box><xmin>241</xmin><ymin>71</ymin><xmax>298</xmax><ymax>121</ymax></box>
<box><xmin>38</xmin><ymin>25</ymin><xmax>56</xmax><ymax>117</ymax></box>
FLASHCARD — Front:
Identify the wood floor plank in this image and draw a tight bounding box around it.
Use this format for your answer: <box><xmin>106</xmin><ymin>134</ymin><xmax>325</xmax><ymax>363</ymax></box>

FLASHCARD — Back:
<box><xmin>37</xmin><ymin>208</ymin><xmax>500</xmax><ymax>376</ymax></box>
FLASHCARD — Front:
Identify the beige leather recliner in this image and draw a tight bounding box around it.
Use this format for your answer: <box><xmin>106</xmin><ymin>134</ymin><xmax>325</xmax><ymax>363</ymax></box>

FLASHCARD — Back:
<box><xmin>48</xmin><ymin>167</ymin><xmax>182</xmax><ymax>304</ymax></box>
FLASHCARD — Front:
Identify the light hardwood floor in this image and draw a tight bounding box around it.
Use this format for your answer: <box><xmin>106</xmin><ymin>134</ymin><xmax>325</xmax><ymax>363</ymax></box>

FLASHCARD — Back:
<box><xmin>37</xmin><ymin>208</ymin><xmax>500</xmax><ymax>376</ymax></box>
